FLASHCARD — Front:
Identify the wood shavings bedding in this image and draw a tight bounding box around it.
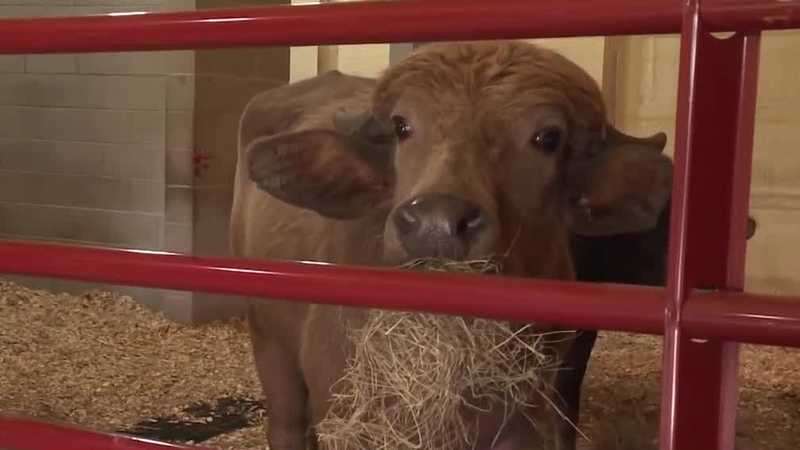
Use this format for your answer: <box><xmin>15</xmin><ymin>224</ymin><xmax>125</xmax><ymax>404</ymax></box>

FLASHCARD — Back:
<box><xmin>0</xmin><ymin>280</ymin><xmax>262</xmax><ymax>439</ymax></box>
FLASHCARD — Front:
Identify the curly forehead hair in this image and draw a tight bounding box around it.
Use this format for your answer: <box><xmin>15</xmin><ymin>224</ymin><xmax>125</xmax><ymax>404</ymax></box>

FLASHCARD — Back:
<box><xmin>372</xmin><ymin>40</ymin><xmax>608</xmax><ymax>131</ymax></box>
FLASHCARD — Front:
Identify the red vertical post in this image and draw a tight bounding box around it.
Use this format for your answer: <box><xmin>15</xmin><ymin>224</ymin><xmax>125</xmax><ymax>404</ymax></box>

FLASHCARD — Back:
<box><xmin>661</xmin><ymin>0</ymin><xmax>760</xmax><ymax>450</ymax></box>
<box><xmin>660</xmin><ymin>1</ymin><xmax>761</xmax><ymax>449</ymax></box>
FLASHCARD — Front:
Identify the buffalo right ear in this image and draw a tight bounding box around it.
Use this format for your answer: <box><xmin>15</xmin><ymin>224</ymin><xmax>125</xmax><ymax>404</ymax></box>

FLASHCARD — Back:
<box><xmin>566</xmin><ymin>126</ymin><xmax>673</xmax><ymax>236</ymax></box>
<box><xmin>246</xmin><ymin>127</ymin><xmax>395</xmax><ymax>219</ymax></box>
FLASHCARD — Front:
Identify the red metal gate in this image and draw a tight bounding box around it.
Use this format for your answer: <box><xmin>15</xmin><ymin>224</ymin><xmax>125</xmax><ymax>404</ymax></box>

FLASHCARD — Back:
<box><xmin>0</xmin><ymin>1</ymin><xmax>799</xmax><ymax>450</ymax></box>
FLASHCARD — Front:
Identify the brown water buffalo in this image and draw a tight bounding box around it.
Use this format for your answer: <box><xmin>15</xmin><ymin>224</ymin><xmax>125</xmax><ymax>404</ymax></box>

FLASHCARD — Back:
<box><xmin>229</xmin><ymin>40</ymin><xmax>675</xmax><ymax>450</ymax></box>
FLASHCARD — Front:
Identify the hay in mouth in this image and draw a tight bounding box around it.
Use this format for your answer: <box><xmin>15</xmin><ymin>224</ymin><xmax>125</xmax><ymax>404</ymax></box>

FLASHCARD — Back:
<box><xmin>316</xmin><ymin>257</ymin><xmax>576</xmax><ymax>450</ymax></box>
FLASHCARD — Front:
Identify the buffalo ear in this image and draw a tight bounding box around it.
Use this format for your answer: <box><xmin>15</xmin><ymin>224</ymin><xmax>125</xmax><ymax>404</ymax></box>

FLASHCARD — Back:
<box><xmin>246</xmin><ymin>124</ymin><xmax>395</xmax><ymax>220</ymax></box>
<box><xmin>566</xmin><ymin>125</ymin><xmax>673</xmax><ymax>236</ymax></box>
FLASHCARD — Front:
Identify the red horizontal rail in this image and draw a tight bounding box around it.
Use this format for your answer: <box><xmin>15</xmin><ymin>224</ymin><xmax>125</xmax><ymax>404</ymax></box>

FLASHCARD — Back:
<box><xmin>0</xmin><ymin>415</ymin><xmax>213</xmax><ymax>450</ymax></box>
<box><xmin>683</xmin><ymin>291</ymin><xmax>800</xmax><ymax>347</ymax></box>
<box><xmin>0</xmin><ymin>0</ymin><xmax>681</xmax><ymax>54</ymax></box>
<box><xmin>703</xmin><ymin>0</ymin><xmax>800</xmax><ymax>31</ymax></box>
<box><xmin>0</xmin><ymin>0</ymin><xmax>797</xmax><ymax>55</ymax></box>
<box><xmin>0</xmin><ymin>239</ymin><xmax>799</xmax><ymax>346</ymax></box>
<box><xmin>0</xmin><ymin>239</ymin><xmax>665</xmax><ymax>335</ymax></box>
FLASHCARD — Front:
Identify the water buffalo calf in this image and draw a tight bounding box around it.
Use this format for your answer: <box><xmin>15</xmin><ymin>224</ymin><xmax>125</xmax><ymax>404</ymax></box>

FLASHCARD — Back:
<box><xmin>229</xmin><ymin>40</ymin><xmax>676</xmax><ymax>450</ymax></box>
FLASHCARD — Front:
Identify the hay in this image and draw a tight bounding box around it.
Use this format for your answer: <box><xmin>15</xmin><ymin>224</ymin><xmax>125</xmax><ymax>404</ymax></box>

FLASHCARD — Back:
<box><xmin>398</xmin><ymin>257</ymin><xmax>505</xmax><ymax>275</ymax></box>
<box><xmin>316</xmin><ymin>258</ymin><xmax>576</xmax><ymax>450</ymax></box>
<box><xmin>0</xmin><ymin>280</ymin><xmax>262</xmax><ymax>436</ymax></box>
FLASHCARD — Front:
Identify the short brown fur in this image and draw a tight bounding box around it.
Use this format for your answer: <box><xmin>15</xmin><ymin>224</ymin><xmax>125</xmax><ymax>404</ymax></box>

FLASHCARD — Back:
<box><xmin>230</xmin><ymin>40</ymin><xmax>674</xmax><ymax>450</ymax></box>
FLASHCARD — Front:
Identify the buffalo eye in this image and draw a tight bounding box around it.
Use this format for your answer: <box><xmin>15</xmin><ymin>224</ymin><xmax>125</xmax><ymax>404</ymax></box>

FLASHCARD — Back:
<box><xmin>531</xmin><ymin>127</ymin><xmax>563</xmax><ymax>153</ymax></box>
<box><xmin>392</xmin><ymin>115</ymin><xmax>413</xmax><ymax>141</ymax></box>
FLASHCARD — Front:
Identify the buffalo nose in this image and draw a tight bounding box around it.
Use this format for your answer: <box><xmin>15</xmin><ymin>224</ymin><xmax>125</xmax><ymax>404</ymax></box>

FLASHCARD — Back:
<box><xmin>393</xmin><ymin>193</ymin><xmax>490</xmax><ymax>259</ymax></box>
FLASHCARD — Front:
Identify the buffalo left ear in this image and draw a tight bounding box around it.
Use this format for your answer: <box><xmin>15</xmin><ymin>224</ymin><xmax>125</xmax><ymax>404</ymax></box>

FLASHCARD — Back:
<box><xmin>566</xmin><ymin>125</ymin><xmax>673</xmax><ymax>236</ymax></box>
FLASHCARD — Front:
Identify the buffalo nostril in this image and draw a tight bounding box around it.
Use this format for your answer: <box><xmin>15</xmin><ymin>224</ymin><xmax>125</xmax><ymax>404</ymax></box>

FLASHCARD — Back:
<box><xmin>456</xmin><ymin>208</ymin><xmax>486</xmax><ymax>238</ymax></box>
<box><xmin>394</xmin><ymin>204</ymin><xmax>419</xmax><ymax>236</ymax></box>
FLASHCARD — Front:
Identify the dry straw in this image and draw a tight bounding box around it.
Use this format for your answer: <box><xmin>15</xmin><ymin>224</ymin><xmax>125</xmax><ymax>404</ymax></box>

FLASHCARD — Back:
<box><xmin>316</xmin><ymin>257</ymin><xmax>578</xmax><ymax>450</ymax></box>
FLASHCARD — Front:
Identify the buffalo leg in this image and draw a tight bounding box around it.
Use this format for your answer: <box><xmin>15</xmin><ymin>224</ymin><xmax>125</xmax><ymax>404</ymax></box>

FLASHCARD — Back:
<box><xmin>552</xmin><ymin>329</ymin><xmax>599</xmax><ymax>449</ymax></box>
<box><xmin>248</xmin><ymin>314</ymin><xmax>311</xmax><ymax>450</ymax></box>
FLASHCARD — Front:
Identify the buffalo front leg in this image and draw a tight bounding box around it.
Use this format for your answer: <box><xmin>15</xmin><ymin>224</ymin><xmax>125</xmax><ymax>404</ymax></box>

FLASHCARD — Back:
<box><xmin>552</xmin><ymin>329</ymin><xmax>598</xmax><ymax>450</ymax></box>
<box><xmin>249</xmin><ymin>317</ymin><xmax>311</xmax><ymax>450</ymax></box>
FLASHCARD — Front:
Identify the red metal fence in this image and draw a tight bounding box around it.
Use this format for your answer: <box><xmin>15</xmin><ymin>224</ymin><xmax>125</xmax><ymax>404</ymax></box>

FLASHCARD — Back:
<box><xmin>0</xmin><ymin>1</ymin><xmax>799</xmax><ymax>450</ymax></box>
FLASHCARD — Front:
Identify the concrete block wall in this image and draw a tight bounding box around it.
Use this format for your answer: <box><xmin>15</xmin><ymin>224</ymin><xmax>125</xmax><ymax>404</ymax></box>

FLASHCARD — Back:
<box><xmin>0</xmin><ymin>0</ymin><xmax>293</xmax><ymax>325</ymax></box>
<box><xmin>0</xmin><ymin>0</ymin><xmax>198</xmax><ymax>322</ymax></box>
